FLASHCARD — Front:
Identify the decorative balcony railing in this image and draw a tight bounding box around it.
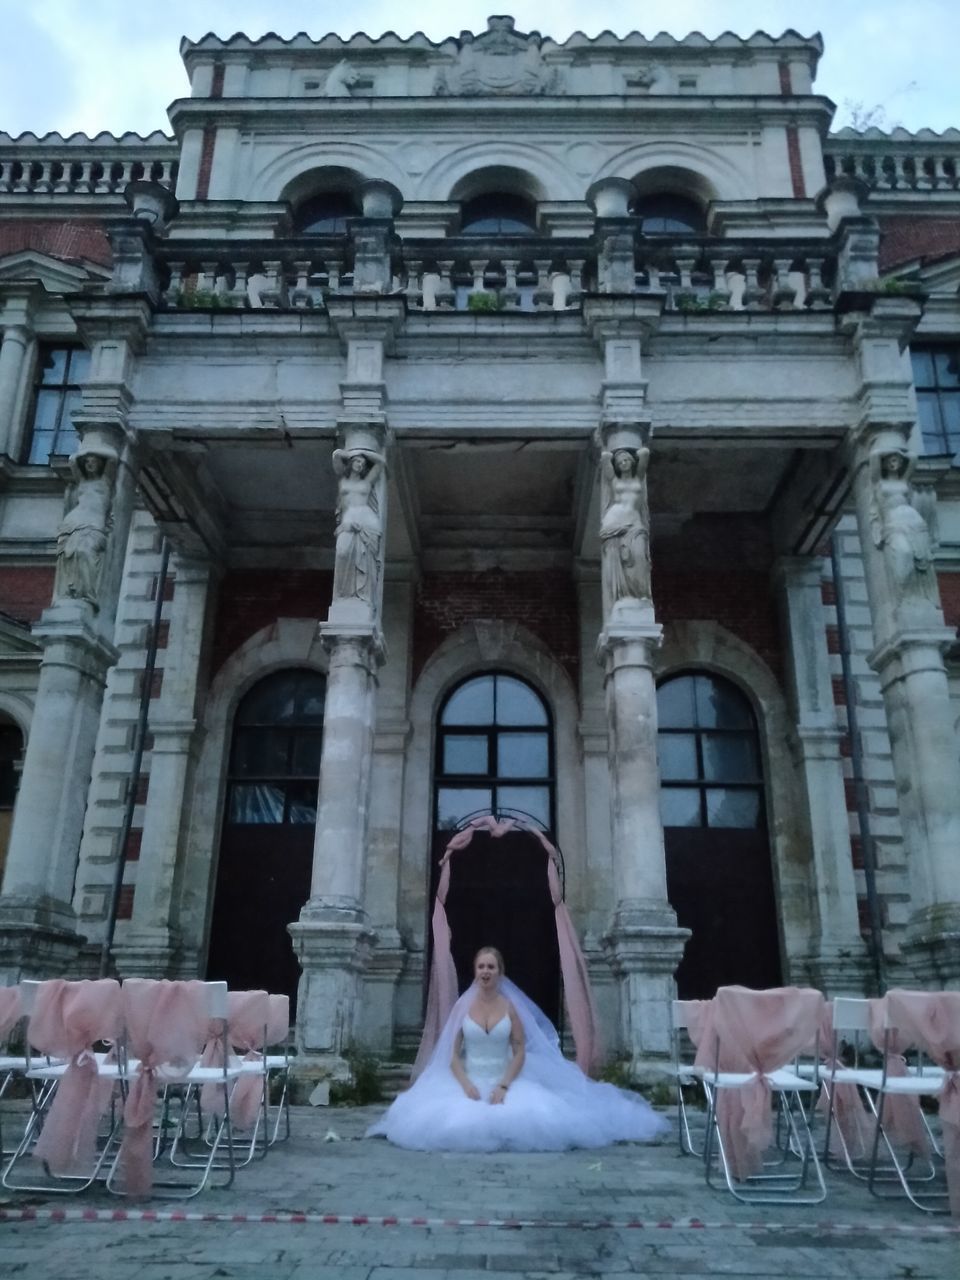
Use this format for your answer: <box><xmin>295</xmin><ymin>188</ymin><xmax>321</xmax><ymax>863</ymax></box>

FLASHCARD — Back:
<box><xmin>0</xmin><ymin>133</ymin><xmax>178</xmax><ymax>197</ymax></box>
<box><xmin>153</xmin><ymin>236</ymin><xmax>839</xmax><ymax>316</ymax></box>
<box><xmin>824</xmin><ymin>129</ymin><xmax>960</xmax><ymax>192</ymax></box>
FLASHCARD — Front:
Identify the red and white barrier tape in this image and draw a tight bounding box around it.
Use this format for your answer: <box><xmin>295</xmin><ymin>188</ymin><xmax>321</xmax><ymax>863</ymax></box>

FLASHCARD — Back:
<box><xmin>0</xmin><ymin>1207</ymin><xmax>958</xmax><ymax>1234</ymax></box>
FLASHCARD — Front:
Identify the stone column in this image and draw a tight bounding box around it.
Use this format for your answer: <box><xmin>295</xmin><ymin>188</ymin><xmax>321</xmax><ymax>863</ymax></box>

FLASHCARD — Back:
<box><xmin>113</xmin><ymin>556</ymin><xmax>217</xmax><ymax>977</ymax></box>
<box><xmin>289</xmin><ymin>400</ymin><xmax>389</xmax><ymax>1058</ymax></box>
<box><xmin>593</xmin><ymin>403</ymin><xmax>688</xmax><ymax>1065</ymax></box>
<box><xmin>774</xmin><ymin>556</ymin><xmax>872</xmax><ymax>991</ymax></box>
<box><xmin>0</xmin><ymin>321</ymin><xmax>33</xmax><ymax>459</ymax></box>
<box><xmin>847</xmin><ymin>301</ymin><xmax>960</xmax><ymax>983</ymax></box>
<box><xmin>0</xmin><ymin>303</ymin><xmax>148</xmax><ymax>981</ymax></box>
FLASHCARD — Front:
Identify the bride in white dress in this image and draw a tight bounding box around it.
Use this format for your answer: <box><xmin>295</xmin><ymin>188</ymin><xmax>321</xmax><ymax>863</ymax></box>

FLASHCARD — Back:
<box><xmin>367</xmin><ymin>947</ymin><xmax>669</xmax><ymax>1152</ymax></box>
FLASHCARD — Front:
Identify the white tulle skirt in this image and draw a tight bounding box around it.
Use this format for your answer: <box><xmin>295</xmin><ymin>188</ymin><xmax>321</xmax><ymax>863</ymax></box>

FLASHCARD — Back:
<box><xmin>367</xmin><ymin>1065</ymin><xmax>669</xmax><ymax>1153</ymax></box>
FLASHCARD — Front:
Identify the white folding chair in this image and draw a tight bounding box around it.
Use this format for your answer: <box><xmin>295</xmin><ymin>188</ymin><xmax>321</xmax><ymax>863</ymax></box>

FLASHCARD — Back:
<box><xmin>264</xmin><ymin>994</ymin><xmax>292</xmax><ymax>1146</ymax></box>
<box><xmin>660</xmin><ymin>999</ymin><xmax>707</xmax><ymax>1157</ymax></box>
<box><xmin>700</xmin><ymin>986</ymin><xmax>826</xmax><ymax>1205</ymax></box>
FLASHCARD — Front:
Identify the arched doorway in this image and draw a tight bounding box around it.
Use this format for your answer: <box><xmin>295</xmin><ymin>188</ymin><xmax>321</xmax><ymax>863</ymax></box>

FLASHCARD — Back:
<box><xmin>430</xmin><ymin>672</ymin><xmax>560</xmax><ymax>1021</ymax></box>
<box><xmin>206</xmin><ymin>669</ymin><xmax>325</xmax><ymax>1006</ymax></box>
<box><xmin>0</xmin><ymin>714</ymin><xmax>24</xmax><ymax>886</ymax></box>
<box><xmin>657</xmin><ymin>672</ymin><xmax>782</xmax><ymax>998</ymax></box>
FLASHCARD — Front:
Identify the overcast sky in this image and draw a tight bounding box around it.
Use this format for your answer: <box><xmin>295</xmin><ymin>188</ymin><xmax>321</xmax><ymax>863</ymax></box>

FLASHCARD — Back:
<box><xmin>1</xmin><ymin>0</ymin><xmax>958</xmax><ymax>138</ymax></box>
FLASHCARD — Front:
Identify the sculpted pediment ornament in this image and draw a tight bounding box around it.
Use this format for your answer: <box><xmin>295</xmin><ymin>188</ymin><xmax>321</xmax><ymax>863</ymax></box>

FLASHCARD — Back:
<box><xmin>434</xmin><ymin>16</ymin><xmax>564</xmax><ymax>97</ymax></box>
<box><xmin>0</xmin><ymin>250</ymin><xmax>108</xmax><ymax>293</ymax></box>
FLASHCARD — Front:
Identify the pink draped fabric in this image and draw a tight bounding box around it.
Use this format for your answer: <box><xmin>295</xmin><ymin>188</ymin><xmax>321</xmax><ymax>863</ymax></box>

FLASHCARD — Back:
<box><xmin>412</xmin><ymin>815</ymin><xmax>601</xmax><ymax>1079</ymax></box>
<box><xmin>885</xmin><ymin>989</ymin><xmax>960</xmax><ymax>1216</ymax></box>
<box><xmin>816</xmin><ymin>1001</ymin><xmax>875</xmax><ymax>1163</ymax></box>
<box><xmin>266</xmin><ymin>994</ymin><xmax>289</xmax><ymax>1049</ymax></box>
<box><xmin>0</xmin><ymin>986</ymin><xmax>22</xmax><ymax>1040</ymax></box>
<box><xmin>28</xmin><ymin>979</ymin><xmax>121</xmax><ymax>1176</ymax></box>
<box><xmin>677</xmin><ymin>999</ymin><xmax>711</xmax><ymax>1051</ymax></box>
<box><xmin>694</xmin><ymin>985</ymin><xmax>824</xmax><ymax>1182</ymax></box>
<box><xmin>867</xmin><ymin>996</ymin><xmax>931</xmax><ymax>1160</ymax></box>
<box><xmin>118</xmin><ymin>980</ymin><xmax>209</xmax><ymax>1197</ymax></box>
<box><xmin>200</xmin><ymin>989</ymin><xmax>270</xmax><ymax>1131</ymax></box>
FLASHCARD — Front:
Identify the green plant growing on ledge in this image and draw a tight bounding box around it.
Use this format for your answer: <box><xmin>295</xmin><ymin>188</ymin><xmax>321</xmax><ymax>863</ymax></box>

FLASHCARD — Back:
<box><xmin>467</xmin><ymin>290</ymin><xmax>502</xmax><ymax>313</ymax></box>
<box><xmin>674</xmin><ymin>290</ymin><xmax>728</xmax><ymax>314</ymax></box>
<box><xmin>172</xmin><ymin>288</ymin><xmax>239</xmax><ymax>310</ymax></box>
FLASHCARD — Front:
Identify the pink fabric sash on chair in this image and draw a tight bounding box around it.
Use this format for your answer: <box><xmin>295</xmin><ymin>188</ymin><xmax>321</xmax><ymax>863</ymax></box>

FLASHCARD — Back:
<box><xmin>885</xmin><ymin>989</ymin><xmax>960</xmax><ymax>1216</ymax></box>
<box><xmin>694</xmin><ymin>985</ymin><xmax>824</xmax><ymax>1181</ymax></box>
<box><xmin>29</xmin><ymin>979</ymin><xmax>122</xmax><ymax>1176</ymax></box>
<box><xmin>867</xmin><ymin>996</ymin><xmax>931</xmax><ymax>1160</ymax></box>
<box><xmin>118</xmin><ymin>979</ymin><xmax>209</xmax><ymax>1197</ymax></box>
<box><xmin>679</xmin><ymin>998</ymin><xmax>712</xmax><ymax>1052</ymax></box>
<box><xmin>412</xmin><ymin>814</ymin><xmax>601</xmax><ymax>1079</ymax></box>
<box><xmin>200</xmin><ymin>989</ymin><xmax>270</xmax><ymax>1131</ymax></box>
<box><xmin>816</xmin><ymin>1000</ymin><xmax>875</xmax><ymax>1162</ymax></box>
<box><xmin>266</xmin><ymin>994</ymin><xmax>289</xmax><ymax>1049</ymax></box>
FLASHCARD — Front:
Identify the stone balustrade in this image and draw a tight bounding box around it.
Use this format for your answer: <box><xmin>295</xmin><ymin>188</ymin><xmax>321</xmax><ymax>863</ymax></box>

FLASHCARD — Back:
<box><xmin>824</xmin><ymin>129</ymin><xmax>960</xmax><ymax>192</ymax></box>
<box><xmin>154</xmin><ymin>237</ymin><xmax>840</xmax><ymax>316</ymax></box>
<box><xmin>0</xmin><ymin>135</ymin><xmax>178</xmax><ymax>197</ymax></box>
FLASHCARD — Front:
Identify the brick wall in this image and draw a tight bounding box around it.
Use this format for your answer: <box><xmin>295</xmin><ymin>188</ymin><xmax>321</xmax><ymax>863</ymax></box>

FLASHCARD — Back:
<box><xmin>412</xmin><ymin>570</ymin><xmax>580</xmax><ymax>684</ymax></box>
<box><xmin>0</xmin><ymin>219</ymin><xmax>111</xmax><ymax>267</ymax></box>
<box><xmin>0</xmin><ymin>565</ymin><xmax>54</xmax><ymax>623</ymax></box>
<box><xmin>210</xmin><ymin>570</ymin><xmax>333</xmax><ymax>675</ymax></box>
<box><xmin>878</xmin><ymin>215</ymin><xmax>960</xmax><ymax>272</ymax></box>
<box><xmin>937</xmin><ymin>570</ymin><xmax>960</xmax><ymax>628</ymax></box>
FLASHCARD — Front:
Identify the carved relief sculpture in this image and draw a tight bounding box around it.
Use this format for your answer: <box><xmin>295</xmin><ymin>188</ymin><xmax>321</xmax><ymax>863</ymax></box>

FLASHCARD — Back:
<box><xmin>600</xmin><ymin>447</ymin><xmax>652</xmax><ymax>612</ymax></box>
<box><xmin>54</xmin><ymin>448</ymin><xmax>116</xmax><ymax>608</ymax></box>
<box><xmin>433</xmin><ymin>18</ymin><xmax>564</xmax><ymax>96</ymax></box>
<box><xmin>332</xmin><ymin>447</ymin><xmax>386</xmax><ymax>607</ymax></box>
<box><xmin>869</xmin><ymin>447</ymin><xmax>940</xmax><ymax>612</ymax></box>
<box><xmin>324</xmin><ymin>59</ymin><xmax>359</xmax><ymax>97</ymax></box>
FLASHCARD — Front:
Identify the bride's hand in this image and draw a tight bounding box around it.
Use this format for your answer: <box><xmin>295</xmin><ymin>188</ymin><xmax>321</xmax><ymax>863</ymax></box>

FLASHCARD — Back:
<box><xmin>489</xmin><ymin>1084</ymin><xmax>508</xmax><ymax>1106</ymax></box>
<box><xmin>463</xmin><ymin>1082</ymin><xmax>481</xmax><ymax>1101</ymax></box>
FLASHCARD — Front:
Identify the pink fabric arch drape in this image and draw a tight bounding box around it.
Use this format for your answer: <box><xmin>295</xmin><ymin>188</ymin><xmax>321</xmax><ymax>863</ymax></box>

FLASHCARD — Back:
<box><xmin>413</xmin><ymin>814</ymin><xmax>602</xmax><ymax>1079</ymax></box>
<box><xmin>200</xmin><ymin>988</ymin><xmax>270</xmax><ymax>1132</ymax></box>
<box><xmin>28</xmin><ymin>978</ymin><xmax>122</xmax><ymax>1176</ymax></box>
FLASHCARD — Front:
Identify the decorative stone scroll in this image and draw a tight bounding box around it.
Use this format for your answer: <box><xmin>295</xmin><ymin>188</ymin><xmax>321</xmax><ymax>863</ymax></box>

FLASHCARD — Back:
<box><xmin>599</xmin><ymin>446</ymin><xmax>652</xmax><ymax>617</ymax></box>
<box><xmin>53</xmin><ymin>446</ymin><xmax>117</xmax><ymax>609</ymax></box>
<box><xmin>868</xmin><ymin>446</ymin><xmax>940</xmax><ymax>615</ymax></box>
<box><xmin>434</xmin><ymin>17</ymin><xmax>564</xmax><ymax>97</ymax></box>
<box><xmin>331</xmin><ymin>447</ymin><xmax>386</xmax><ymax>611</ymax></box>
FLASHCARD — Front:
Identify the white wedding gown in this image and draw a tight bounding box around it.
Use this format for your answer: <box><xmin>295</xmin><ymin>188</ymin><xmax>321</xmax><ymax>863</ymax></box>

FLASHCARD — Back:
<box><xmin>368</xmin><ymin>1013</ymin><xmax>668</xmax><ymax>1152</ymax></box>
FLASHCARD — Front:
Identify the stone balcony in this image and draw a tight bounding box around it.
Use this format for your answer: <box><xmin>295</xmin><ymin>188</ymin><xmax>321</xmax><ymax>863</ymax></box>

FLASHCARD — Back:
<box><xmin>0</xmin><ymin>132</ymin><xmax>178</xmax><ymax>199</ymax></box>
<box><xmin>152</xmin><ymin>233</ymin><xmax>841</xmax><ymax>316</ymax></box>
<box><xmin>824</xmin><ymin>128</ymin><xmax>960</xmax><ymax>193</ymax></box>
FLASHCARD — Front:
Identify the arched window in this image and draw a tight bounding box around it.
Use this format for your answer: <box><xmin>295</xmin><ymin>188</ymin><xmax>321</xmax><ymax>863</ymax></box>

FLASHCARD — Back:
<box><xmin>226</xmin><ymin>669</ymin><xmax>327</xmax><ymax>825</ymax></box>
<box><xmin>434</xmin><ymin>673</ymin><xmax>554</xmax><ymax>831</ymax></box>
<box><xmin>657</xmin><ymin>673</ymin><xmax>762</xmax><ymax>828</ymax></box>
<box><xmin>633</xmin><ymin>194</ymin><xmax>706</xmax><ymax>236</ymax></box>
<box><xmin>461</xmin><ymin>193</ymin><xmax>537</xmax><ymax>236</ymax></box>
<box><xmin>0</xmin><ymin>714</ymin><xmax>23</xmax><ymax>885</ymax></box>
<box><xmin>294</xmin><ymin>191</ymin><xmax>360</xmax><ymax>234</ymax></box>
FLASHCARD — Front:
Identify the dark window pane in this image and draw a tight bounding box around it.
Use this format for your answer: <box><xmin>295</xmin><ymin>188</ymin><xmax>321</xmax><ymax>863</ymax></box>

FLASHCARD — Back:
<box><xmin>291</xmin><ymin>731</ymin><xmax>324</xmax><ymax>777</ymax></box>
<box><xmin>496</xmin><ymin>785</ymin><xmax>550</xmax><ymax>827</ymax></box>
<box><xmin>934</xmin><ymin>349</ymin><xmax>960</xmax><ymax>387</ymax></box>
<box><xmin>33</xmin><ymin>388</ymin><xmax>62</xmax><ymax>434</ymax></box>
<box><xmin>27</xmin><ymin>430</ymin><xmax>55</xmax><ymax>465</ymax></box>
<box><xmin>940</xmin><ymin>395</ymin><xmax>960</xmax><ymax>451</ymax></box>
<box><xmin>695</xmin><ymin>677</ymin><xmax>753</xmax><ymax>730</ymax></box>
<box><xmin>442</xmin><ymin>677</ymin><xmax>494</xmax><ymax>725</ymax></box>
<box><xmin>437</xmin><ymin>786</ymin><xmax>492</xmax><ymax>830</ymax></box>
<box><xmin>55</xmin><ymin>391</ymin><xmax>82</xmax><ymax>452</ymax></box>
<box><xmin>497</xmin><ymin>732</ymin><xmax>548</xmax><ymax>778</ymax></box>
<box><xmin>286</xmin><ymin>781</ymin><xmax>318</xmax><ymax>824</ymax></box>
<box><xmin>494</xmin><ymin>676</ymin><xmax>547</xmax><ymax>726</ymax></box>
<box><xmin>659</xmin><ymin>733</ymin><xmax>698</xmax><ymax>781</ymax></box>
<box><xmin>443</xmin><ymin>734</ymin><xmax>489</xmax><ymax>775</ymax></box>
<box><xmin>68</xmin><ymin>348</ymin><xmax>91</xmax><ymax>383</ymax></box>
<box><xmin>661</xmin><ymin>787</ymin><xmax>702</xmax><ymax>827</ymax></box>
<box><xmin>911</xmin><ymin>349</ymin><xmax>936</xmax><ymax>387</ymax></box>
<box><xmin>917</xmin><ymin>391</ymin><xmax>944</xmax><ymax>442</ymax></box>
<box><xmin>657</xmin><ymin>676</ymin><xmax>696</xmax><ymax>728</ymax></box>
<box><xmin>231</xmin><ymin>728</ymin><xmax>289</xmax><ymax>778</ymax></box>
<box><xmin>39</xmin><ymin>348</ymin><xmax>68</xmax><ymax>386</ymax></box>
<box><xmin>706</xmin><ymin>788</ymin><xmax>762</xmax><ymax>828</ymax></box>
<box><xmin>228</xmin><ymin>782</ymin><xmax>285</xmax><ymax>824</ymax></box>
<box><xmin>295</xmin><ymin>683</ymin><xmax>327</xmax><ymax>725</ymax></box>
<box><xmin>701</xmin><ymin>733</ymin><xmax>760</xmax><ymax>783</ymax></box>
<box><xmin>237</xmin><ymin>672</ymin><xmax>301</xmax><ymax>725</ymax></box>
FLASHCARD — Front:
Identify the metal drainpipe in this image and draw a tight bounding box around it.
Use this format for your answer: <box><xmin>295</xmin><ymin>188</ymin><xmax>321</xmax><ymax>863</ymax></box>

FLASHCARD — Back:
<box><xmin>98</xmin><ymin>537</ymin><xmax>171</xmax><ymax>979</ymax></box>
<box><xmin>829</xmin><ymin>531</ymin><xmax>887</xmax><ymax>994</ymax></box>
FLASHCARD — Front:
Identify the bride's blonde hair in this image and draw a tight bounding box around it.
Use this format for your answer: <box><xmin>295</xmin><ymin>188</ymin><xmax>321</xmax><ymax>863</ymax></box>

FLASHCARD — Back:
<box><xmin>474</xmin><ymin>945</ymin><xmax>505</xmax><ymax>975</ymax></box>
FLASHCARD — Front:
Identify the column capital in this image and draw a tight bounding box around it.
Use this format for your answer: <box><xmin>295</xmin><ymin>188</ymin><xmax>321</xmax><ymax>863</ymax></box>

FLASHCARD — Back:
<box><xmin>0</xmin><ymin>283</ymin><xmax>44</xmax><ymax>329</ymax></box>
<box><xmin>597</xmin><ymin>610</ymin><xmax>662</xmax><ymax>673</ymax></box>
<box><xmin>868</xmin><ymin>626</ymin><xmax>958</xmax><ymax>682</ymax></box>
<box><xmin>32</xmin><ymin>605</ymin><xmax>119</xmax><ymax>678</ymax></box>
<box><xmin>319</xmin><ymin>621</ymin><xmax>386</xmax><ymax>668</ymax></box>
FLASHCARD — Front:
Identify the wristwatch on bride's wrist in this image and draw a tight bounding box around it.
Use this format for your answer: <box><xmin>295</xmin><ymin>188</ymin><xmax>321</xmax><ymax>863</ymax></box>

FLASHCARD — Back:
<box><xmin>497</xmin><ymin>1082</ymin><xmax>508</xmax><ymax>1091</ymax></box>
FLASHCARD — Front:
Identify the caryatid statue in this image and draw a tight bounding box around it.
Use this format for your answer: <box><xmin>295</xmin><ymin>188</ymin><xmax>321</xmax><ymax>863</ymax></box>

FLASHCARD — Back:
<box><xmin>332</xmin><ymin>447</ymin><xmax>387</xmax><ymax>610</ymax></box>
<box><xmin>869</xmin><ymin>446</ymin><xmax>940</xmax><ymax>614</ymax></box>
<box><xmin>599</xmin><ymin>446</ymin><xmax>652</xmax><ymax>617</ymax></box>
<box><xmin>53</xmin><ymin>446</ymin><xmax>116</xmax><ymax>609</ymax></box>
